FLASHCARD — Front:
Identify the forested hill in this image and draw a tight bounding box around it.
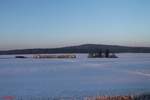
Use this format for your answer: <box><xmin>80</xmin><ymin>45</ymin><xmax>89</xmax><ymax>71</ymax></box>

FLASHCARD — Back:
<box><xmin>0</xmin><ymin>44</ymin><xmax>150</xmax><ymax>55</ymax></box>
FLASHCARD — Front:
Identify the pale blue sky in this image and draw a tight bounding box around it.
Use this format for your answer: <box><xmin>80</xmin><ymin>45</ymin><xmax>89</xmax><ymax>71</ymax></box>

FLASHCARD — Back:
<box><xmin>0</xmin><ymin>0</ymin><xmax>150</xmax><ymax>50</ymax></box>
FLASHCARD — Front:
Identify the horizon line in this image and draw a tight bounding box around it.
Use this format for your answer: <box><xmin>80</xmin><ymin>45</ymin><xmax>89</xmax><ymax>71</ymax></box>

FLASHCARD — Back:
<box><xmin>1</xmin><ymin>43</ymin><xmax>150</xmax><ymax>51</ymax></box>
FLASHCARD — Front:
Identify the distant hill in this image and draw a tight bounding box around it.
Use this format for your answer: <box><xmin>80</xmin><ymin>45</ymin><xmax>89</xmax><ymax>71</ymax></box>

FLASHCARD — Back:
<box><xmin>0</xmin><ymin>44</ymin><xmax>150</xmax><ymax>55</ymax></box>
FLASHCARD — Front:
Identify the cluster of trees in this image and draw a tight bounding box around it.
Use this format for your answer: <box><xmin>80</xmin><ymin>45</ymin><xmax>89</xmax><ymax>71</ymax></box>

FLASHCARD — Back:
<box><xmin>88</xmin><ymin>49</ymin><xmax>118</xmax><ymax>58</ymax></box>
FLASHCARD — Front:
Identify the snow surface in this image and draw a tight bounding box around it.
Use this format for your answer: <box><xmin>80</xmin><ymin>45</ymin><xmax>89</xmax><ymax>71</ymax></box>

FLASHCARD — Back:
<box><xmin>0</xmin><ymin>53</ymin><xmax>150</xmax><ymax>97</ymax></box>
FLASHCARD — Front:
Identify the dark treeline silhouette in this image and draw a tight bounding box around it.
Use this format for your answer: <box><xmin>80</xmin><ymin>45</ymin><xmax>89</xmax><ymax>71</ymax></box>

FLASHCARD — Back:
<box><xmin>0</xmin><ymin>44</ymin><xmax>150</xmax><ymax>55</ymax></box>
<box><xmin>88</xmin><ymin>48</ymin><xmax>118</xmax><ymax>58</ymax></box>
<box><xmin>105</xmin><ymin>49</ymin><xmax>110</xmax><ymax>58</ymax></box>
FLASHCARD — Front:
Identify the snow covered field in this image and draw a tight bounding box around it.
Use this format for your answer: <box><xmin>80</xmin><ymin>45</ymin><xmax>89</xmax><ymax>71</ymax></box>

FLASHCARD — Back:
<box><xmin>0</xmin><ymin>53</ymin><xmax>150</xmax><ymax>97</ymax></box>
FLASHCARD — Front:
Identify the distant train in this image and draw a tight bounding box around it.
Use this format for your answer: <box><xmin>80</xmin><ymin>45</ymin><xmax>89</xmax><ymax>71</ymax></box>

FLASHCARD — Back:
<box><xmin>33</xmin><ymin>54</ymin><xmax>76</xmax><ymax>59</ymax></box>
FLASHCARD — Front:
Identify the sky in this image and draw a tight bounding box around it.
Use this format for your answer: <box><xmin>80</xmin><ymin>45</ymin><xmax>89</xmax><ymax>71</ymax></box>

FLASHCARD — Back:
<box><xmin>0</xmin><ymin>0</ymin><xmax>150</xmax><ymax>50</ymax></box>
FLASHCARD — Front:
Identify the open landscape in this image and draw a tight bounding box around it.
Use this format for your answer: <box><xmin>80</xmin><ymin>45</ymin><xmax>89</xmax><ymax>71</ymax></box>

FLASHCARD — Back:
<box><xmin>0</xmin><ymin>53</ymin><xmax>150</xmax><ymax>100</ymax></box>
<box><xmin>1</xmin><ymin>0</ymin><xmax>150</xmax><ymax>99</ymax></box>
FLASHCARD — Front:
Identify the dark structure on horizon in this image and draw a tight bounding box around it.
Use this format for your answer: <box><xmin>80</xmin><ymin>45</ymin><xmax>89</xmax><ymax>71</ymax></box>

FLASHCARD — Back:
<box><xmin>88</xmin><ymin>49</ymin><xmax>118</xmax><ymax>58</ymax></box>
<box><xmin>15</xmin><ymin>56</ymin><xmax>27</xmax><ymax>58</ymax></box>
<box><xmin>105</xmin><ymin>49</ymin><xmax>110</xmax><ymax>58</ymax></box>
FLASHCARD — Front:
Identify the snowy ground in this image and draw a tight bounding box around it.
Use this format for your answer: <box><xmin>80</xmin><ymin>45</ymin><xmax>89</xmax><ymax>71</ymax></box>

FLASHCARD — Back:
<box><xmin>0</xmin><ymin>53</ymin><xmax>150</xmax><ymax>97</ymax></box>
